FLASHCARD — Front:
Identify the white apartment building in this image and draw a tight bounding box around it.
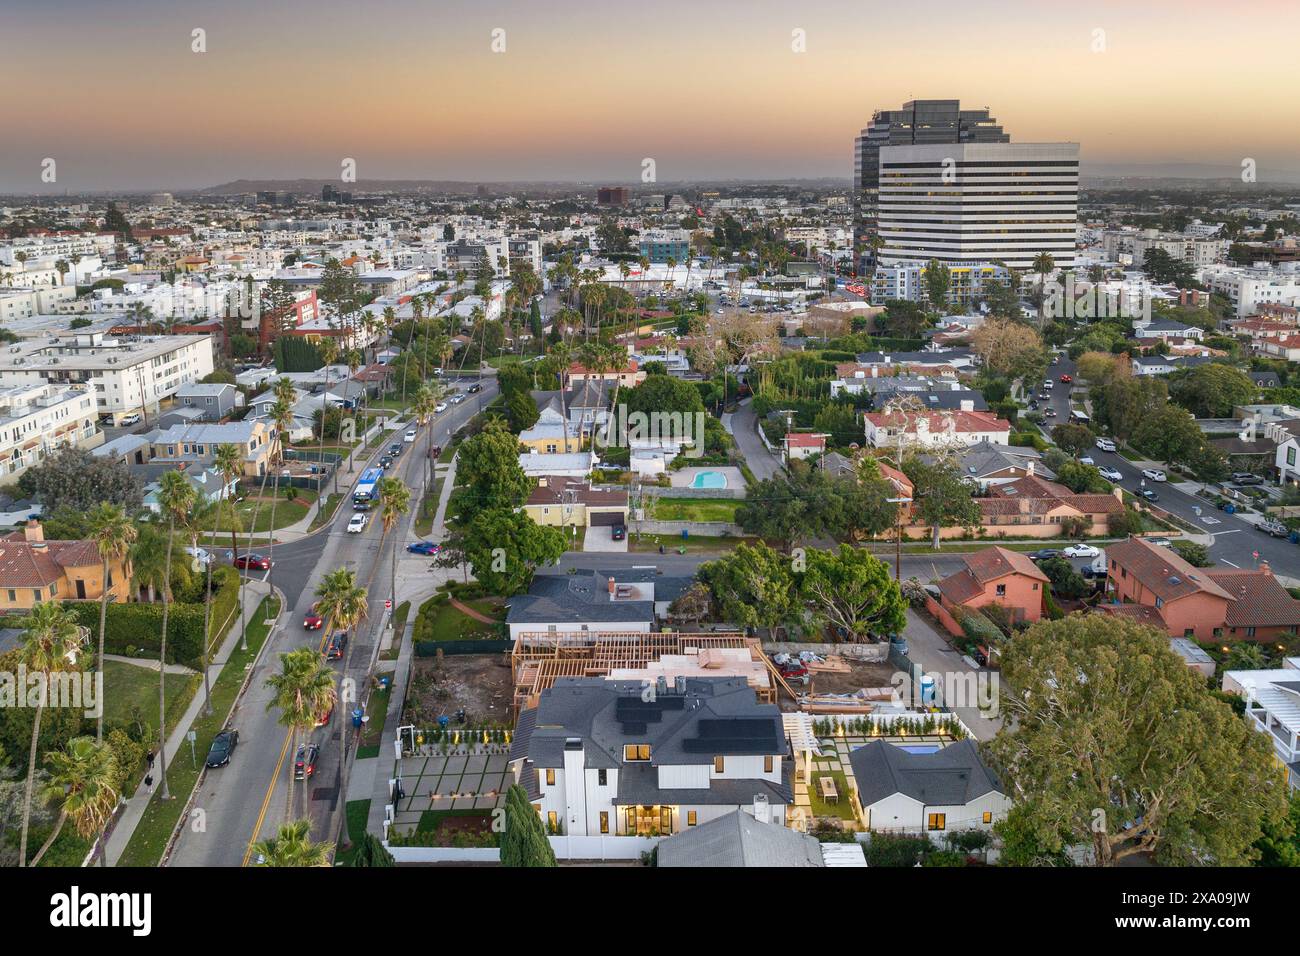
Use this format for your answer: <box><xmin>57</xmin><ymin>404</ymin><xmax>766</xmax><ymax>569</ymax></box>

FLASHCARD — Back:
<box><xmin>1201</xmin><ymin>264</ymin><xmax>1300</xmax><ymax>318</ymax></box>
<box><xmin>1103</xmin><ymin>229</ymin><xmax>1229</xmax><ymax>268</ymax></box>
<box><xmin>876</xmin><ymin>142</ymin><xmax>1080</xmax><ymax>270</ymax></box>
<box><xmin>0</xmin><ymin>332</ymin><xmax>214</xmax><ymax>423</ymax></box>
<box><xmin>510</xmin><ymin>677</ymin><xmax>792</xmax><ymax>838</ymax></box>
<box><xmin>0</xmin><ymin>383</ymin><xmax>101</xmax><ymax>480</ymax></box>
<box><xmin>0</xmin><ymin>233</ymin><xmax>117</xmax><ymax>266</ymax></box>
<box><xmin>0</xmin><ymin>286</ymin><xmax>76</xmax><ymax>322</ymax></box>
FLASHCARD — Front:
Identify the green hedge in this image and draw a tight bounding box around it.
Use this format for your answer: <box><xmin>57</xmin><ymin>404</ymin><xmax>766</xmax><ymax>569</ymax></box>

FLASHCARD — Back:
<box><xmin>68</xmin><ymin>566</ymin><xmax>240</xmax><ymax>669</ymax></box>
<box><xmin>956</xmin><ymin>608</ymin><xmax>1003</xmax><ymax>647</ymax></box>
<box><xmin>415</xmin><ymin>639</ymin><xmax>512</xmax><ymax>656</ymax></box>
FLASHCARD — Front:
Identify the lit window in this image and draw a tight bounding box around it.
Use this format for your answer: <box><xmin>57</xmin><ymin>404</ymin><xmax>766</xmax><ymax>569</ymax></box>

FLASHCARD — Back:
<box><xmin>599</xmin><ymin>812</ymin><xmax>609</xmax><ymax>834</ymax></box>
<box><xmin>764</xmin><ymin>755</ymin><xmax>773</xmax><ymax>773</ymax></box>
<box><xmin>713</xmin><ymin>756</ymin><xmax>724</xmax><ymax>773</ymax></box>
<box><xmin>624</xmin><ymin>744</ymin><xmax>650</xmax><ymax>761</ymax></box>
<box><xmin>545</xmin><ymin>768</ymin><xmax>555</xmax><ymax>786</ymax></box>
<box><xmin>927</xmin><ymin>813</ymin><xmax>946</xmax><ymax>831</ymax></box>
<box><xmin>687</xmin><ymin>811</ymin><xmax>697</xmax><ymax>827</ymax></box>
<box><xmin>983</xmin><ymin>812</ymin><xmax>992</xmax><ymax>824</ymax></box>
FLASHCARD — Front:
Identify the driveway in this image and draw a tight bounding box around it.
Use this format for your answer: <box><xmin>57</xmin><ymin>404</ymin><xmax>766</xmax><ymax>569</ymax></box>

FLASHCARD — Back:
<box><xmin>725</xmin><ymin>398</ymin><xmax>782</xmax><ymax>482</ymax></box>
<box><xmin>900</xmin><ymin>609</ymin><xmax>1003</xmax><ymax>742</ymax></box>
<box><xmin>583</xmin><ymin>526</ymin><xmax>628</xmax><ymax>552</ymax></box>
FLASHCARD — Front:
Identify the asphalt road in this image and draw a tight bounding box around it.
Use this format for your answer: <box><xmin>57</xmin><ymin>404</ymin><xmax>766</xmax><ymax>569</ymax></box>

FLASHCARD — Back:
<box><xmin>727</xmin><ymin>398</ymin><xmax>783</xmax><ymax>481</ymax></box>
<box><xmin>1041</xmin><ymin>355</ymin><xmax>1299</xmax><ymax>576</ymax></box>
<box><xmin>167</xmin><ymin>379</ymin><xmax>497</xmax><ymax>867</ymax></box>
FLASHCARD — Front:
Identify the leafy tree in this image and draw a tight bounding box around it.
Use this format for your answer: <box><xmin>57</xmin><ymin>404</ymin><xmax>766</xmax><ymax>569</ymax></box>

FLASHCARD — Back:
<box><xmin>986</xmin><ymin>615</ymin><xmax>1289</xmax><ymax>866</ymax></box>
<box><xmin>17</xmin><ymin>447</ymin><xmax>143</xmax><ymax>513</ymax></box>
<box><xmin>993</xmin><ymin>805</ymin><xmax>1073</xmax><ymax>867</ymax></box>
<box><xmin>455</xmin><ymin>418</ymin><xmax>531</xmax><ymax>516</ymax></box>
<box><xmin>1253</xmin><ymin>791</ymin><xmax>1300</xmax><ymax>868</ymax></box>
<box><xmin>1054</xmin><ymin>461</ymin><xmax>1109</xmax><ymax>494</ymax></box>
<box><xmin>800</xmin><ymin>545</ymin><xmax>905</xmax><ymax>641</ymax></box>
<box><xmin>1038</xmin><ymin>557</ymin><xmax>1088</xmax><ymax>599</ymax></box>
<box><xmin>923</xmin><ymin>260</ymin><xmax>952</xmax><ymax>313</ymax></box>
<box><xmin>1141</xmin><ymin>247</ymin><xmax>1196</xmax><ymax>287</ymax></box>
<box><xmin>505</xmin><ymin>391</ymin><xmax>541</xmax><ymax>433</ymax></box>
<box><xmin>1169</xmin><ymin>363</ymin><xmax>1259</xmax><ymax>418</ymax></box>
<box><xmin>1107</xmin><ymin>507</ymin><xmax>1145</xmax><ymax>537</ymax></box>
<box><xmin>1169</xmin><ymin>540</ymin><xmax>1212</xmax><ymax>567</ymax></box>
<box><xmin>463</xmin><ymin>508</ymin><xmax>566</xmax><ymax>596</ymax></box>
<box><xmin>666</xmin><ymin>582</ymin><xmax>712</xmax><ymax>624</ymax></box>
<box><xmin>901</xmin><ymin>456</ymin><xmax>981</xmax><ymax>550</ymax></box>
<box><xmin>500</xmin><ymin>784</ymin><xmax>557</xmax><ymax>866</ymax></box>
<box><xmin>971</xmin><ymin>317</ymin><xmax>1047</xmax><ymax>384</ymax></box>
<box><xmin>1133</xmin><ymin>403</ymin><xmax>1205</xmax><ymax>470</ymax></box>
<box><xmin>698</xmin><ymin>542</ymin><xmax>797</xmax><ymax>632</ymax></box>
<box><xmin>1075</xmin><ymin>351</ymin><xmax>1125</xmax><ymax>387</ymax></box>
<box><xmin>623</xmin><ymin>373</ymin><xmax>705</xmax><ymax>419</ymax></box>
<box><xmin>879</xmin><ymin>299</ymin><xmax>929</xmax><ymax>339</ymax></box>
<box><xmin>1050</xmin><ymin>423</ymin><xmax>1094</xmax><ymax>459</ymax></box>
<box><xmin>349</xmin><ymin>831</ymin><xmax>395</xmax><ymax>867</ymax></box>
<box><xmin>980</xmin><ymin>277</ymin><xmax>1023</xmax><ymax>320</ymax></box>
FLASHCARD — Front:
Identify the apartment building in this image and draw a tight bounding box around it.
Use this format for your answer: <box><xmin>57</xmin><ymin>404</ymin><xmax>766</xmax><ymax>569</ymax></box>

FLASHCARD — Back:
<box><xmin>1102</xmin><ymin>229</ymin><xmax>1229</xmax><ymax>268</ymax></box>
<box><xmin>1201</xmin><ymin>264</ymin><xmax>1300</xmax><ymax>318</ymax></box>
<box><xmin>509</xmin><ymin>676</ymin><xmax>792</xmax><ymax>837</ymax></box>
<box><xmin>636</xmin><ymin>229</ymin><xmax>691</xmax><ymax>263</ymax></box>
<box><xmin>0</xmin><ymin>384</ymin><xmax>101</xmax><ymax>481</ymax></box>
<box><xmin>870</xmin><ymin>260</ymin><xmax>1008</xmax><ymax>307</ymax></box>
<box><xmin>0</xmin><ymin>332</ymin><xmax>214</xmax><ymax>424</ymax></box>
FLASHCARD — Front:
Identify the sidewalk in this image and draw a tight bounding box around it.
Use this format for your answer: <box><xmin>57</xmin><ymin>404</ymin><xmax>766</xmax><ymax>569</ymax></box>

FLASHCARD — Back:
<box><xmin>102</xmin><ymin>579</ymin><xmax>272</xmax><ymax>866</ymax></box>
<box><xmin>365</xmin><ymin>591</ymin><xmax>417</xmax><ymax>838</ymax></box>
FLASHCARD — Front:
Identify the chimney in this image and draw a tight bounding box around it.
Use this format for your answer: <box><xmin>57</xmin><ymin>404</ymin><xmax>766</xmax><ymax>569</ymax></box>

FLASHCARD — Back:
<box><xmin>752</xmin><ymin>793</ymin><xmax>770</xmax><ymax>822</ymax></box>
<box><xmin>607</xmin><ymin>576</ymin><xmax>616</xmax><ymax>596</ymax></box>
<box><xmin>23</xmin><ymin>519</ymin><xmax>44</xmax><ymax>545</ymax></box>
<box><xmin>1259</xmin><ymin>560</ymin><xmax>1270</xmax><ymax>574</ymax></box>
<box><xmin>1113</xmin><ymin>487</ymin><xmax>1124</xmax><ymax>504</ymax></box>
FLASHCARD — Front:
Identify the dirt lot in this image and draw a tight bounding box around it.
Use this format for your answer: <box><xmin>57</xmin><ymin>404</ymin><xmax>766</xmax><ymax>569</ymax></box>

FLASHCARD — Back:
<box><xmin>404</xmin><ymin>652</ymin><xmax>513</xmax><ymax>726</ymax></box>
<box><xmin>773</xmin><ymin>658</ymin><xmax>901</xmax><ymax>710</ymax></box>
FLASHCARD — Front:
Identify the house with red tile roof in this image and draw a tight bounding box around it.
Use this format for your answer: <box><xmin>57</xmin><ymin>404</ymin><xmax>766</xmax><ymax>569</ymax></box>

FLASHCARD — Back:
<box><xmin>1100</xmin><ymin>536</ymin><xmax>1300</xmax><ymax>642</ymax></box>
<box><xmin>971</xmin><ymin>476</ymin><xmax>1124</xmax><ymax>539</ymax></box>
<box><xmin>864</xmin><ymin>409</ymin><xmax>1011</xmax><ymax>450</ymax></box>
<box><xmin>782</xmin><ymin>432</ymin><xmax>828</xmax><ymax>462</ymax></box>
<box><xmin>936</xmin><ymin>546</ymin><xmax>1050</xmax><ymax>624</ymax></box>
<box><xmin>0</xmin><ymin>521</ymin><xmax>130</xmax><ymax>612</ymax></box>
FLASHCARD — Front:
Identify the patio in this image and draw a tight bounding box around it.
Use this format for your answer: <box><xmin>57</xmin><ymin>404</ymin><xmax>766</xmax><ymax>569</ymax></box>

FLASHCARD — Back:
<box><xmin>390</xmin><ymin>753</ymin><xmax>511</xmax><ymax>835</ymax></box>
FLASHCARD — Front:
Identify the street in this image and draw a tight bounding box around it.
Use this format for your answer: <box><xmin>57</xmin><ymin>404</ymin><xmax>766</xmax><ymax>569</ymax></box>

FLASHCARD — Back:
<box><xmin>166</xmin><ymin>378</ymin><xmax>496</xmax><ymax>867</ymax></box>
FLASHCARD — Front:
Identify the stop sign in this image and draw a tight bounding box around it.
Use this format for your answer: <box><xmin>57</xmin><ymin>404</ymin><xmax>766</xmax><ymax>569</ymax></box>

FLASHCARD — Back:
<box><xmin>385</xmin><ymin>599</ymin><xmax>392</xmax><ymax>610</ymax></box>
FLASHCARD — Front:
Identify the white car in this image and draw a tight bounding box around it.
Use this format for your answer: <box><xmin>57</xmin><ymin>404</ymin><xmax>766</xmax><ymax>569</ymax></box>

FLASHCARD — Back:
<box><xmin>1078</xmin><ymin>455</ymin><xmax>1095</xmax><ymax>465</ymax></box>
<box><xmin>1095</xmin><ymin>437</ymin><xmax>1117</xmax><ymax>453</ymax></box>
<box><xmin>435</xmin><ymin>402</ymin><xmax>447</xmax><ymax>413</ymax></box>
<box><xmin>346</xmin><ymin>513</ymin><xmax>368</xmax><ymax>533</ymax></box>
<box><xmin>1063</xmin><ymin>544</ymin><xmax>1100</xmax><ymax>558</ymax></box>
<box><xmin>184</xmin><ymin>546</ymin><xmax>212</xmax><ymax>568</ymax></box>
<box><xmin>404</xmin><ymin>428</ymin><xmax>417</xmax><ymax>443</ymax></box>
<box><xmin>119</xmin><ymin>413</ymin><xmax>141</xmax><ymax>426</ymax></box>
<box><xmin>1042</xmin><ymin>381</ymin><xmax>1054</xmax><ymax>390</ymax></box>
<box><xmin>1141</xmin><ymin>468</ymin><xmax>1167</xmax><ymax>482</ymax></box>
<box><xmin>1098</xmin><ymin>466</ymin><xmax>1123</xmax><ymax>482</ymax></box>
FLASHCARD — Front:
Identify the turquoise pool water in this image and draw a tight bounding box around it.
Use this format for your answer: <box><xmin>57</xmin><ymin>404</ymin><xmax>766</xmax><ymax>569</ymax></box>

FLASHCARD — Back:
<box><xmin>691</xmin><ymin>471</ymin><xmax>728</xmax><ymax>490</ymax></box>
<box><xmin>894</xmin><ymin>744</ymin><xmax>941</xmax><ymax>755</ymax></box>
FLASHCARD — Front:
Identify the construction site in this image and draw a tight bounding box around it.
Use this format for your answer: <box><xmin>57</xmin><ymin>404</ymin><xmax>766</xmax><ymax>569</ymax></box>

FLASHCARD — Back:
<box><xmin>509</xmin><ymin>630</ymin><xmax>901</xmax><ymax>717</ymax></box>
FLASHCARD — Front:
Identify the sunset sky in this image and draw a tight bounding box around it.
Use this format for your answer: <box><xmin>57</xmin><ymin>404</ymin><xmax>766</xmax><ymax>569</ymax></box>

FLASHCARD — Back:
<box><xmin>3</xmin><ymin>0</ymin><xmax>1299</xmax><ymax>192</ymax></box>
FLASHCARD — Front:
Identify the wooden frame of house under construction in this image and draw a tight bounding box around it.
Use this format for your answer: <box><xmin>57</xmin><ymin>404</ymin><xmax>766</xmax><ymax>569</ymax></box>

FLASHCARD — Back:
<box><xmin>510</xmin><ymin>631</ymin><xmax>802</xmax><ymax>715</ymax></box>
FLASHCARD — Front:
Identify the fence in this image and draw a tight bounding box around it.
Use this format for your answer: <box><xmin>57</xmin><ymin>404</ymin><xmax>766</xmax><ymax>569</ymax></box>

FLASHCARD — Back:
<box><xmin>766</xmin><ymin>641</ymin><xmax>889</xmax><ymax>662</ymax></box>
<box><xmin>414</xmin><ymin>639</ymin><xmax>512</xmax><ymax>657</ymax></box>
<box><xmin>632</xmin><ymin>519</ymin><xmax>744</xmax><ymax>537</ymax></box>
<box><xmin>382</xmin><ymin>834</ymin><xmax>660</xmax><ymax>863</ymax></box>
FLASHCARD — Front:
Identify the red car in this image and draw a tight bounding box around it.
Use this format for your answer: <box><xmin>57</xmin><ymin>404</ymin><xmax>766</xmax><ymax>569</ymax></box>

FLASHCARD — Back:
<box><xmin>777</xmin><ymin>661</ymin><xmax>810</xmax><ymax>684</ymax></box>
<box><xmin>316</xmin><ymin>703</ymin><xmax>333</xmax><ymax>727</ymax></box>
<box><xmin>1059</xmin><ymin>374</ymin><xmax>1072</xmax><ymax>383</ymax></box>
<box><xmin>233</xmin><ymin>553</ymin><xmax>270</xmax><ymax>571</ymax></box>
<box><xmin>303</xmin><ymin>603</ymin><xmax>324</xmax><ymax>630</ymax></box>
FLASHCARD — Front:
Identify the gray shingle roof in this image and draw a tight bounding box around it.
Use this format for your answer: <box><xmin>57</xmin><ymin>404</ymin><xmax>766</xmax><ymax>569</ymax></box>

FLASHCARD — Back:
<box><xmin>848</xmin><ymin>739</ymin><xmax>1004</xmax><ymax>808</ymax></box>
<box><xmin>657</xmin><ymin>809</ymin><xmax>822</xmax><ymax>867</ymax></box>
<box><xmin>506</xmin><ymin>569</ymin><xmax>694</xmax><ymax>627</ymax></box>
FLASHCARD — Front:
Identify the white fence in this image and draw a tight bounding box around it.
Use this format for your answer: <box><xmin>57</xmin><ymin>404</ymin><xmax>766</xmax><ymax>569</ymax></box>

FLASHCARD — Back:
<box><xmin>382</xmin><ymin>834</ymin><xmax>661</xmax><ymax>864</ymax></box>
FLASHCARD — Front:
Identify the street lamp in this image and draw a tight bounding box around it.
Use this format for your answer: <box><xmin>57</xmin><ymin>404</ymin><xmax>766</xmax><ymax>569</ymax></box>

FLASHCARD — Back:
<box><xmin>887</xmin><ymin>497</ymin><xmax>913</xmax><ymax>581</ymax></box>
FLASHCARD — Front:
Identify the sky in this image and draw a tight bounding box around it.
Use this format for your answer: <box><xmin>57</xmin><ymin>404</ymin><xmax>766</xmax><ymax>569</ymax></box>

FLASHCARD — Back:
<box><xmin>3</xmin><ymin>0</ymin><xmax>1299</xmax><ymax>192</ymax></box>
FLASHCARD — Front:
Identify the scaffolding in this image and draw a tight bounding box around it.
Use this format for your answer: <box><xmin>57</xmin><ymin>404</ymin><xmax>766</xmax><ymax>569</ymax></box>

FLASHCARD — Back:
<box><xmin>510</xmin><ymin>630</ymin><xmax>802</xmax><ymax>715</ymax></box>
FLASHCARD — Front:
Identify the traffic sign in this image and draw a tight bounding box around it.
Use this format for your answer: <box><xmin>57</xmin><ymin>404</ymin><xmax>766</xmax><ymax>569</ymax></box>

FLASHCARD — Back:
<box><xmin>385</xmin><ymin>599</ymin><xmax>392</xmax><ymax>610</ymax></box>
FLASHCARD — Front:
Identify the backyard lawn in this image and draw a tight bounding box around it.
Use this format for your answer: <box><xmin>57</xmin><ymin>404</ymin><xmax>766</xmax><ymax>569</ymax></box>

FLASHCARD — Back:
<box><xmin>629</xmin><ymin>533</ymin><xmax>754</xmax><ymax>554</ymax></box>
<box><xmin>808</xmin><ymin>768</ymin><xmax>857</xmax><ymax>822</ymax></box>
<box><xmin>650</xmin><ymin>497</ymin><xmax>740</xmax><ymax>522</ymax></box>
<box><xmin>101</xmin><ymin>660</ymin><xmax>199</xmax><ymax>742</ymax></box>
<box><xmin>213</xmin><ymin>488</ymin><xmax>317</xmax><ymax>533</ymax></box>
<box><xmin>412</xmin><ymin>595</ymin><xmax>506</xmax><ymax>642</ymax></box>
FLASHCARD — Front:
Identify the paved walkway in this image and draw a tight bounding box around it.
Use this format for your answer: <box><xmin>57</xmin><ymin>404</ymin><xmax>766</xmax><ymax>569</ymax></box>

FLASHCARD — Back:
<box><xmin>102</xmin><ymin>654</ymin><xmax>196</xmax><ymax>676</ymax></box>
<box><xmin>449</xmin><ymin>596</ymin><xmax>495</xmax><ymax>623</ymax></box>
<box><xmin>900</xmin><ymin>609</ymin><xmax>1003</xmax><ymax>743</ymax></box>
<box><xmin>725</xmin><ymin>398</ymin><xmax>783</xmax><ymax>482</ymax></box>
<box><xmin>102</xmin><ymin>579</ymin><xmax>273</xmax><ymax>866</ymax></box>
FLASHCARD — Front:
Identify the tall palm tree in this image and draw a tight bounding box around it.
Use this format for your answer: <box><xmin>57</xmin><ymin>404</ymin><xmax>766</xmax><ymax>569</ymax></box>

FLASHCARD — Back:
<box><xmin>376</xmin><ymin>476</ymin><xmax>411</xmax><ymax>618</ymax></box>
<box><xmin>87</xmin><ymin>503</ymin><xmax>135</xmax><ymax>744</ymax></box>
<box><xmin>251</xmin><ymin>818</ymin><xmax>332</xmax><ymax>867</ymax></box>
<box><xmin>213</xmin><ymin>443</ymin><xmax>244</xmax><ymax>564</ymax></box>
<box><xmin>155</xmin><ymin>469</ymin><xmax>197</xmax><ymax>801</ymax></box>
<box><xmin>265</xmin><ymin>647</ymin><xmax>337</xmax><ymax>820</ymax></box>
<box><xmin>315</xmin><ymin>567</ymin><xmax>369</xmax><ymax>854</ymax></box>
<box><xmin>1031</xmin><ymin>252</ymin><xmax>1055</xmax><ymax>328</ymax></box>
<box><xmin>185</xmin><ymin>499</ymin><xmax>221</xmax><ymax>717</ymax></box>
<box><xmin>17</xmin><ymin>602</ymin><xmax>85</xmax><ymax>866</ymax></box>
<box><xmin>29</xmin><ymin>736</ymin><xmax>119</xmax><ymax>867</ymax></box>
<box><xmin>268</xmin><ymin>391</ymin><xmax>295</xmax><ymax>587</ymax></box>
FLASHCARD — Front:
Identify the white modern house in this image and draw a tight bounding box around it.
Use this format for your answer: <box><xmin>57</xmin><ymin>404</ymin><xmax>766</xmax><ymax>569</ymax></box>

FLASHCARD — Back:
<box><xmin>1223</xmin><ymin>658</ymin><xmax>1300</xmax><ymax>791</ymax></box>
<box><xmin>509</xmin><ymin>676</ymin><xmax>793</xmax><ymax>838</ymax></box>
<box><xmin>848</xmin><ymin>740</ymin><xmax>1011</xmax><ymax>837</ymax></box>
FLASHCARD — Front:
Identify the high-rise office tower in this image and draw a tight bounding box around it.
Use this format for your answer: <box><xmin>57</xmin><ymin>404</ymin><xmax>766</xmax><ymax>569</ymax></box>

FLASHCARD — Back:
<box><xmin>875</xmin><ymin>141</ymin><xmax>1079</xmax><ymax>270</ymax></box>
<box><xmin>853</xmin><ymin>100</ymin><xmax>1009</xmax><ymax>273</ymax></box>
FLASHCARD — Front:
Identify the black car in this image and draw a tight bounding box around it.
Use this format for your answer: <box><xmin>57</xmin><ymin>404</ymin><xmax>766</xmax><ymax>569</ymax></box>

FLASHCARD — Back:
<box><xmin>326</xmin><ymin>632</ymin><xmax>348</xmax><ymax>661</ymax></box>
<box><xmin>1140</xmin><ymin>488</ymin><xmax>1159</xmax><ymax>502</ymax></box>
<box><xmin>205</xmin><ymin>729</ymin><xmax>239</xmax><ymax>768</ymax></box>
<box><xmin>294</xmin><ymin>743</ymin><xmax>320</xmax><ymax>781</ymax></box>
<box><xmin>379</xmin><ymin>454</ymin><xmax>393</xmax><ymax>469</ymax></box>
<box><xmin>1029</xmin><ymin>549</ymin><xmax>1061</xmax><ymax>562</ymax></box>
<box><xmin>389</xmin><ymin>442</ymin><xmax>403</xmax><ymax>457</ymax></box>
<box><xmin>612</xmin><ymin>524</ymin><xmax>626</xmax><ymax>541</ymax></box>
<box><xmin>467</xmin><ymin>383</ymin><xmax>482</xmax><ymax>394</ymax></box>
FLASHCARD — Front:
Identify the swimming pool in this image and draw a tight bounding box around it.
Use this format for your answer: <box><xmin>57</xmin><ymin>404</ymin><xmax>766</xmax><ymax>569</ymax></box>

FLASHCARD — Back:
<box><xmin>691</xmin><ymin>471</ymin><xmax>728</xmax><ymax>490</ymax></box>
<box><xmin>894</xmin><ymin>744</ymin><xmax>941</xmax><ymax>755</ymax></box>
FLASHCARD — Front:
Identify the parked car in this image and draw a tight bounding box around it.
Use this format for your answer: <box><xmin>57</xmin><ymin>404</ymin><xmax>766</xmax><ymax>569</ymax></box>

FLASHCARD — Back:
<box><xmin>326</xmin><ymin>632</ymin><xmax>348</xmax><ymax>661</ymax></box>
<box><xmin>1095</xmin><ymin>437</ymin><xmax>1117</xmax><ymax>453</ymax></box>
<box><xmin>303</xmin><ymin>603</ymin><xmax>324</xmax><ymax>630</ymax></box>
<box><xmin>1078</xmin><ymin>455</ymin><xmax>1095</xmax><ymax>465</ymax></box>
<box><xmin>233</xmin><ymin>553</ymin><xmax>270</xmax><ymax>571</ymax></box>
<box><xmin>205</xmin><ymin>729</ymin><xmax>239</xmax><ymax>768</ymax></box>
<box><xmin>294</xmin><ymin>743</ymin><xmax>320</xmax><ymax>781</ymax></box>
<box><xmin>1029</xmin><ymin>549</ymin><xmax>1061</xmax><ymax>562</ymax></box>
<box><xmin>1063</xmin><ymin>544</ymin><xmax>1100</xmax><ymax>558</ymax></box>
<box><xmin>119</xmin><ymin>412</ymin><xmax>141</xmax><ymax>426</ymax></box>
<box><xmin>1259</xmin><ymin>518</ymin><xmax>1289</xmax><ymax>538</ymax></box>
<box><xmin>1059</xmin><ymin>374</ymin><xmax>1072</xmax><ymax>383</ymax></box>
<box><xmin>407</xmin><ymin>540</ymin><xmax>441</xmax><ymax>555</ymax></box>
<box><xmin>1140</xmin><ymin>488</ymin><xmax>1159</xmax><ymax>502</ymax></box>
<box><xmin>1098</xmin><ymin>466</ymin><xmax>1123</xmax><ymax>482</ymax></box>
<box><xmin>404</xmin><ymin>428</ymin><xmax>417</xmax><ymax>443</ymax></box>
<box><xmin>184</xmin><ymin>546</ymin><xmax>213</xmax><ymax>568</ymax></box>
<box><xmin>316</xmin><ymin>704</ymin><xmax>333</xmax><ymax>727</ymax></box>
<box><xmin>347</xmin><ymin>513</ymin><xmax>368</xmax><ymax>533</ymax></box>
<box><xmin>1232</xmin><ymin>472</ymin><xmax>1263</xmax><ymax>486</ymax></box>
<box><xmin>1141</xmin><ymin>468</ymin><xmax>1166</xmax><ymax>482</ymax></box>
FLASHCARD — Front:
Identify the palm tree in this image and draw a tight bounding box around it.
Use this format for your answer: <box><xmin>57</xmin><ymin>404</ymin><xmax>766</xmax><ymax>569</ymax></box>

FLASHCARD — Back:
<box><xmin>251</xmin><ymin>818</ymin><xmax>332</xmax><ymax>867</ymax></box>
<box><xmin>265</xmin><ymin>647</ymin><xmax>337</xmax><ymax>820</ymax></box>
<box><xmin>29</xmin><ymin>736</ymin><xmax>119</xmax><ymax>867</ymax></box>
<box><xmin>88</xmin><ymin>503</ymin><xmax>135</xmax><ymax>743</ymax></box>
<box><xmin>185</xmin><ymin>499</ymin><xmax>220</xmax><ymax>717</ymax></box>
<box><xmin>129</xmin><ymin>524</ymin><xmax>167</xmax><ymax>603</ymax></box>
<box><xmin>376</xmin><ymin>476</ymin><xmax>411</xmax><ymax>619</ymax></box>
<box><xmin>314</xmin><ymin>567</ymin><xmax>369</xmax><ymax>853</ymax></box>
<box><xmin>268</xmin><ymin>391</ymin><xmax>295</xmax><ymax>587</ymax></box>
<box><xmin>17</xmin><ymin>602</ymin><xmax>85</xmax><ymax>866</ymax></box>
<box><xmin>1031</xmin><ymin>252</ymin><xmax>1055</xmax><ymax>328</ymax></box>
<box><xmin>155</xmin><ymin>469</ymin><xmax>197</xmax><ymax>800</ymax></box>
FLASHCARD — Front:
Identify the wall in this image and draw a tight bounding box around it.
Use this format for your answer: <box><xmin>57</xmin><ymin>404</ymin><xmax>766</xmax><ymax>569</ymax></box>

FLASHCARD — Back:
<box><xmin>632</xmin><ymin>519</ymin><xmax>744</xmax><ymax>537</ymax></box>
<box><xmin>766</xmin><ymin>641</ymin><xmax>890</xmax><ymax>662</ymax></box>
<box><xmin>925</xmin><ymin>595</ymin><xmax>964</xmax><ymax>639</ymax></box>
<box><xmin>382</xmin><ymin>836</ymin><xmax>662</xmax><ymax>862</ymax></box>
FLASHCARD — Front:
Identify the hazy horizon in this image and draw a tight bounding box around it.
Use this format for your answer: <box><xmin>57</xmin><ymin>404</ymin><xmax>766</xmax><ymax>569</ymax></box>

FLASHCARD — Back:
<box><xmin>4</xmin><ymin>0</ymin><xmax>1300</xmax><ymax>193</ymax></box>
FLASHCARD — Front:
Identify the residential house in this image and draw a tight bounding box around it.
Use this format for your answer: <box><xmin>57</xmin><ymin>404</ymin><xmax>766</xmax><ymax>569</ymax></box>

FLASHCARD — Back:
<box><xmin>1132</xmin><ymin>318</ymin><xmax>1204</xmax><ymax>341</ymax></box>
<box><xmin>519</xmin><ymin>405</ymin><xmax>578</xmax><ymax>454</ymax></box>
<box><xmin>940</xmin><ymin>439</ymin><xmax>1053</xmax><ymax>491</ymax></box>
<box><xmin>782</xmin><ymin>432</ymin><xmax>827</xmax><ymax>462</ymax></box>
<box><xmin>0</xmin><ymin>520</ymin><xmax>130</xmax><ymax>610</ymax></box>
<box><xmin>142</xmin><ymin>462</ymin><xmax>238</xmax><ymax>514</ymax></box>
<box><xmin>864</xmin><ymin>409</ymin><xmax>1011</xmax><ymax>450</ymax></box>
<box><xmin>175</xmin><ymin>382</ymin><xmax>242</xmax><ymax>421</ymax></box>
<box><xmin>148</xmin><ymin>420</ymin><xmax>276</xmax><ymax>477</ymax></box>
<box><xmin>524</xmin><ymin>477</ymin><xmax>628</xmax><ymax>533</ymax></box>
<box><xmin>1102</xmin><ymin>536</ymin><xmax>1300</xmax><ymax>641</ymax></box>
<box><xmin>971</xmin><ymin>476</ymin><xmax>1124</xmax><ymax>539</ymax></box>
<box><xmin>518</xmin><ymin>450</ymin><xmax>594</xmax><ymax>479</ymax></box>
<box><xmin>505</xmin><ymin>568</ymin><xmax>694</xmax><ymax>639</ymax></box>
<box><xmin>935</xmin><ymin>546</ymin><xmax>1050</xmax><ymax>624</ymax></box>
<box><xmin>564</xmin><ymin>360</ymin><xmax>646</xmax><ymax>390</ymax></box>
<box><xmin>848</xmin><ymin>739</ymin><xmax>1011</xmax><ymax>836</ymax></box>
<box><xmin>1221</xmin><ymin>657</ymin><xmax>1300</xmax><ymax>791</ymax></box>
<box><xmin>508</xmin><ymin>676</ymin><xmax>793</xmax><ymax>837</ymax></box>
<box><xmin>657</xmin><ymin>809</ymin><xmax>829</xmax><ymax>867</ymax></box>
